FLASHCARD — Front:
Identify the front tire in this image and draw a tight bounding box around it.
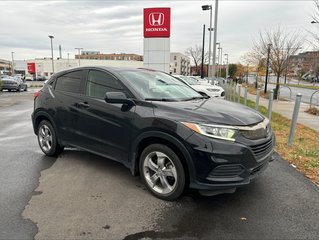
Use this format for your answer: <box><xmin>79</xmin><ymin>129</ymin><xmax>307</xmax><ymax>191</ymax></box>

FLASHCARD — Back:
<box><xmin>37</xmin><ymin>120</ymin><xmax>64</xmax><ymax>156</ymax></box>
<box><xmin>139</xmin><ymin>144</ymin><xmax>185</xmax><ymax>201</ymax></box>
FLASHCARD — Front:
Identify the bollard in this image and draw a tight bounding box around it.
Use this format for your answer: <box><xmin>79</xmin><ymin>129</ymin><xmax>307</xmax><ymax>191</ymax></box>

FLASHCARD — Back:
<box><xmin>255</xmin><ymin>88</ymin><xmax>261</xmax><ymax>111</ymax></box>
<box><xmin>244</xmin><ymin>86</ymin><xmax>248</xmax><ymax>105</ymax></box>
<box><xmin>288</xmin><ymin>93</ymin><xmax>302</xmax><ymax>146</ymax></box>
<box><xmin>238</xmin><ymin>86</ymin><xmax>241</xmax><ymax>103</ymax></box>
<box><xmin>267</xmin><ymin>90</ymin><xmax>274</xmax><ymax>120</ymax></box>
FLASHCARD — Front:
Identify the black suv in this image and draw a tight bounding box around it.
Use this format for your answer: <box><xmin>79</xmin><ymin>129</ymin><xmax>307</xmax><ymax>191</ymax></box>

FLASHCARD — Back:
<box><xmin>32</xmin><ymin>67</ymin><xmax>275</xmax><ymax>200</ymax></box>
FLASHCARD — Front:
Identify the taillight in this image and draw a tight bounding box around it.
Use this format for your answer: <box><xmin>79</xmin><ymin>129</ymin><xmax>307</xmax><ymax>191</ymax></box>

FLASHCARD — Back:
<box><xmin>34</xmin><ymin>91</ymin><xmax>39</xmax><ymax>99</ymax></box>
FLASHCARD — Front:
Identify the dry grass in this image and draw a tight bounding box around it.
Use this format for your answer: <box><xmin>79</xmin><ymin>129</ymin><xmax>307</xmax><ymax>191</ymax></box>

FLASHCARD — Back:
<box><xmin>306</xmin><ymin>107</ymin><xmax>319</xmax><ymax>116</ymax></box>
<box><xmin>240</xmin><ymin>97</ymin><xmax>319</xmax><ymax>185</ymax></box>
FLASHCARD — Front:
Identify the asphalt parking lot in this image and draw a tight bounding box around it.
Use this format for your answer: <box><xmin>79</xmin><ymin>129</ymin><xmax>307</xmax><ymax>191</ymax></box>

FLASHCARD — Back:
<box><xmin>1</xmin><ymin>90</ymin><xmax>319</xmax><ymax>240</ymax></box>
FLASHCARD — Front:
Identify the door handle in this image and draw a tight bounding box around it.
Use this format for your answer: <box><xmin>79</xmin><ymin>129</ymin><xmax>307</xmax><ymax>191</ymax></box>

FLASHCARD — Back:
<box><xmin>77</xmin><ymin>102</ymin><xmax>90</xmax><ymax>108</ymax></box>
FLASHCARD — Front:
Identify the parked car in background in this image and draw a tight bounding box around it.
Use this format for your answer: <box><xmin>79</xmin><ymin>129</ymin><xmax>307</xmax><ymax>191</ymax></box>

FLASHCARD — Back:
<box><xmin>25</xmin><ymin>74</ymin><xmax>34</xmax><ymax>81</ymax></box>
<box><xmin>0</xmin><ymin>76</ymin><xmax>27</xmax><ymax>92</ymax></box>
<box><xmin>174</xmin><ymin>75</ymin><xmax>225</xmax><ymax>98</ymax></box>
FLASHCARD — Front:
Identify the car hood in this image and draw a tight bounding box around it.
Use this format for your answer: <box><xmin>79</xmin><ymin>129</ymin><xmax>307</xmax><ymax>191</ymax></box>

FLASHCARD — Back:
<box><xmin>152</xmin><ymin>98</ymin><xmax>264</xmax><ymax>126</ymax></box>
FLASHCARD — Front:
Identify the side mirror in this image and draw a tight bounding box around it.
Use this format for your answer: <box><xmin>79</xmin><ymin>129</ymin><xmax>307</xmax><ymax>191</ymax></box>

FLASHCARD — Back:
<box><xmin>104</xmin><ymin>92</ymin><xmax>135</xmax><ymax>106</ymax></box>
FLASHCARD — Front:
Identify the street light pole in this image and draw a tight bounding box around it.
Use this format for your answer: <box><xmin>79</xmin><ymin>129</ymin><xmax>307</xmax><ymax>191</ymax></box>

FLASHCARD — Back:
<box><xmin>216</xmin><ymin>43</ymin><xmax>220</xmax><ymax>79</ymax></box>
<box><xmin>219</xmin><ymin>47</ymin><xmax>223</xmax><ymax>78</ymax></box>
<box><xmin>11</xmin><ymin>52</ymin><xmax>15</xmax><ymax>75</ymax></box>
<box><xmin>201</xmin><ymin>24</ymin><xmax>206</xmax><ymax>79</ymax></box>
<box><xmin>224</xmin><ymin>53</ymin><xmax>229</xmax><ymax>80</ymax></box>
<box><xmin>211</xmin><ymin>0</ymin><xmax>219</xmax><ymax>85</ymax></box>
<box><xmin>67</xmin><ymin>53</ymin><xmax>70</xmax><ymax>67</ymax></box>
<box><xmin>202</xmin><ymin>5</ymin><xmax>213</xmax><ymax>82</ymax></box>
<box><xmin>264</xmin><ymin>44</ymin><xmax>272</xmax><ymax>94</ymax></box>
<box><xmin>48</xmin><ymin>35</ymin><xmax>54</xmax><ymax>74</ymax></box>
<box><xmin>75</xmin><ymin>48</ymin><xmax>83</xmax><ymax>67</ymax></box>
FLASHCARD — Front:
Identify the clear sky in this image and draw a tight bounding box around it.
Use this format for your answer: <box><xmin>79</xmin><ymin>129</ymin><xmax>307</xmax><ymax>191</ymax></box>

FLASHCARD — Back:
<box><xmin>0</xmin><ymin>0</ymin><xmax>316</xmax><ymax>63</ymax></box>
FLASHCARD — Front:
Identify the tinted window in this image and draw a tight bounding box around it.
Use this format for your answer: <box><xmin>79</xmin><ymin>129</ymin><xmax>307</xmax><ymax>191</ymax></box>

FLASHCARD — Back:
<box><xmin>86</xmin><ymin>70</ymin><xmax>124</xmax><ymax>99</ymax></box>
<box><xmin>55</xmin><ymin>70</ymin><xmax>82</xmax><ymax>93</ymax></box>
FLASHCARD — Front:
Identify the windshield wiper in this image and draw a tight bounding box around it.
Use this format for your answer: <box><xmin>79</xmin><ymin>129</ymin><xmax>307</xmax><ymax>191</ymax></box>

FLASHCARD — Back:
<box><xmin>144</xmin><ymin>98</ymin><xmax>177</xmax><ymax>102</ymax></box>
<box><xmin>183</xmin><ymin>96</ymin><xmax>208</xmax><ymax>101</ymax></box>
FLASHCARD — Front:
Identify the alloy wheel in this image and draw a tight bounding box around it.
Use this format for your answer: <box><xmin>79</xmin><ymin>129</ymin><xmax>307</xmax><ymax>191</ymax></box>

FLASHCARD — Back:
<box><xmin>38</xmin><ymin>124</ymin><xmax>53</xmax><ymax>153</ymax></box>
<box><xmin>143</xmin><ymin>151</ymin><xmax>178</xmax><ymax>195</ymax></box>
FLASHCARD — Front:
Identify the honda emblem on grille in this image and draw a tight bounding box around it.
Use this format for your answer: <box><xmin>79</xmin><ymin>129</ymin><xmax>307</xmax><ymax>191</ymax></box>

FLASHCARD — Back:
<box><xmin>149</xmin><ymin>12</ymin><xmax>164</xmax><ymax>26</ymax></box>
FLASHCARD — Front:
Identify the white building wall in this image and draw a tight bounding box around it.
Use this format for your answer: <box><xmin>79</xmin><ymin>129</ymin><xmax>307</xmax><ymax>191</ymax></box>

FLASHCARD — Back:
<box><xmin>143</xmin><ymin>38</ymin><xmax>170</xmax><ymax>73</ymax></box>
<box><xmin>169</xmin><ymin>52</ymin><xmax>190</xmax><ymax>75</ymax></box>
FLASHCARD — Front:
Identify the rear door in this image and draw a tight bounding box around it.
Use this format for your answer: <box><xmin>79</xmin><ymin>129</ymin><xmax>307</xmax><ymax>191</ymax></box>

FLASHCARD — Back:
<box><xmin>75</xmin><ymin>69</ymin><xmax>136</xmax><ymax>163</ymax></box>
<box><xmin>53</xmin><ymin>70</ymin><xmax>85</xmax><ymax>144</ymax></box>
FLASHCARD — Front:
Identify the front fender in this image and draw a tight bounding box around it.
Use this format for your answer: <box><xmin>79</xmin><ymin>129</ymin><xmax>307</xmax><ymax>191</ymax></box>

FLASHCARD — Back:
<box><xmin>130</xmin><ymin>130</ymin><xmax>196</xmax><ymax>183</ymax></box>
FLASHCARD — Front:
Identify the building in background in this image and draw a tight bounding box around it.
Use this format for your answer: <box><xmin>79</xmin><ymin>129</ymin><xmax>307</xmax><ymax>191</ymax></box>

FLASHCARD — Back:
<box><xmin>75</xmin><ymin>52</ymin><xmax>143</xmax><ymax>61</ymax></box>
<box><xmin>170</xmin><ymin>52</ymin><xmax>190</xmax><ymax>75</ymax></box>
<box><xmin>289</xmin><ymin>51</ymin><xmax>319</xmax><ymax>79</ymax></box>
<box><xmin>24</xmin><ymin>58</ymin><xmax>144</xmax><ymax>79</ymax></box>
<box><xmin>0</xmin><ymin>59</ymin><xmax>12</xmax><ymax>74</ymax></box>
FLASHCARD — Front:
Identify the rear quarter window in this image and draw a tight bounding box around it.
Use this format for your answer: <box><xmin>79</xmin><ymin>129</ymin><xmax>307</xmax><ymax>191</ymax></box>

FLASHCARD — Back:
<box><xmin>55</xmin><ymin>70</ymin><xmax>82</xmax><ymax>93</ymax></box>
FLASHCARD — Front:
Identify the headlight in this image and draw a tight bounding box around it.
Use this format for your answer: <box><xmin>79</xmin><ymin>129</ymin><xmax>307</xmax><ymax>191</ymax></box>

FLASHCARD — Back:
<box><xmin>181</xmin><ymin>122</ymin><xmax>238</xmax><ymax>141</ymax></box>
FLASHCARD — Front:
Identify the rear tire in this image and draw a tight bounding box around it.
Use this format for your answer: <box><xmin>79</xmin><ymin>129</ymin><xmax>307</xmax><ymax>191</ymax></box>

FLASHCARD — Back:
<box><xmin>139</xmin><ymin>144</ymin><xmax>185</xmax><ymax>201</ymax></box>
<box><xmin>37</xmin><ymin>120</ymin><xmax>64</xmax><ymax>156</ymax></box>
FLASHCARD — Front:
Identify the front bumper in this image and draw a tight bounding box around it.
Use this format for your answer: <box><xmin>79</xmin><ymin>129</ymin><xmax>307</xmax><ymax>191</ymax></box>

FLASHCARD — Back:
<box><xmin>1</xmin><ymin>84</ymin><xmax>18</xmax><ymax>90</ymax></box>
<box><xmin>185</xmin><ymin>132</ymin><xmax>275</xmax><ymax>190</ymax></box>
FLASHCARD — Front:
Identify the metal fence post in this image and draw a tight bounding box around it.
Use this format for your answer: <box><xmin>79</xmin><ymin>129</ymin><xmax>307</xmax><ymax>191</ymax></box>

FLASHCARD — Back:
<box><xmin>267</xmin><ymin>90</ymin><xmax>274</xmax><ymax>120</ymax></box>
<box><xmin>244</xmin><ymin>86</ymin><xmax>247</xmax><ymax>105</ymax></box>
<box><xmin>288</xmin><ymin>93</ymin><xmax>302</xmax><ymax>146</ymax></box>
<box><xmin>255</xmin><ymin>88</ymin><xmax>260</xmax><ymax>111</ymax></box>
<box><xmin>238</xmin><ymin>86</ymin><xmax>241</xmax><ymax>103</ymax></box>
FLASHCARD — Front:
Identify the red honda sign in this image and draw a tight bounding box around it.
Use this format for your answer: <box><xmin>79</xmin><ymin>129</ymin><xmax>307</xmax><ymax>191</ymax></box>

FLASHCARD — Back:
<box><xmin>144</xmin><ymin>8</ymin><xmax>170</xmax><ymax>38</ymax></box>
<box><xmin>27</xmin><ymin>63</ymin><xmax>36</xmax><ymax>74</ymax></box>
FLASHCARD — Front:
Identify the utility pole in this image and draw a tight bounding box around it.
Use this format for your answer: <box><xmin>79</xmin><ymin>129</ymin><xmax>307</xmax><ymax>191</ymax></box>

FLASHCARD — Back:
<box><xmin>59</xmin><ymin>45</ymin><xmax>62</xmax><ymax>59</ymax></box>
<box><xmin>211</xmin><ymin>0</ymin><xmax>219</xmax><ymax>85</ymax></box>
<box><xmin>75</xmin><ymin>48</ymin><xmax>83</xmax><ymax>67</ymax></box>
<box><xmin>201</xmin><ymin>24</ymin><xmax>206</xmax><ymax>79</ymax></box>
<box><xmin>48</xmin><ymin>35</ymin><xmax>54</xmax><ymax>74</ymax></box>
<box><xmin>219</xmin><ymin>47</ymin><xmax>223</xmax><ymax>78</ymax></box>
<box><xmin>224</xmin><ymin>53</ymin><xmax>229</xmax><ymax>81</ymax></box>
<box><xmin>264</xmin><ymin>44</ymin><xmax>272</xmax><ymax>94</ymax></box>
<box><xmin>11</xmin><ymin>52</ymin><xmax>15</xmax><ymax>75</ymax></box>
<box><xmin>67</xmin><ymin>53</ymin><xmax>70</xmax><ymax>67</ymax></box>
<box><xmin>216</xmin><ymin>43</ymin><xmax>220</xmax><ymax>79</ymax></box>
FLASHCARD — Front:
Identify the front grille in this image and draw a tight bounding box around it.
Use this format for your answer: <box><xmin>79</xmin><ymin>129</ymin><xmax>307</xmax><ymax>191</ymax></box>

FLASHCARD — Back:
<box><xmin>250</xmin><ymin>138</ymin><xmax>273</xmax><ymax>159</ymax></box>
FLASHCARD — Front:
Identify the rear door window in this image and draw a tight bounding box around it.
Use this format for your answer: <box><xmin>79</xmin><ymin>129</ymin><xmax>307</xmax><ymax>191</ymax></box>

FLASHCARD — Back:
<box><xmin>55</xmin><ymin>70</ymin><xmax>83</xmax><ymax>93</ymax></box>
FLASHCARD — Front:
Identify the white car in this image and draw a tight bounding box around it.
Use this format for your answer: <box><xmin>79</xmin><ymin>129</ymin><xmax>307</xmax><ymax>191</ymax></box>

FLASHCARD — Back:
<box><xmin>174</xmin><ymin>75</ymin><xmax>225</xmax><ymax>98</ymax></box>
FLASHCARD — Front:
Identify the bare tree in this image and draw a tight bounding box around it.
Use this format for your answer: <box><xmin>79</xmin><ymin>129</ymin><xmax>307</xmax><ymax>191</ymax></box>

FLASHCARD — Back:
<box><xmin>310</xmin><ymin>0</ymin><xmax>319</xmax><ymax>48</ymax></box>
<box><xmin>252</xmin><ymin>26</ymin><xmax>304</xmax><ymax>98</ymax></box>
<box><xmin>185</xmin><ymin>45</ymin><xmax>202</xmax><ymax>69</ymax></box>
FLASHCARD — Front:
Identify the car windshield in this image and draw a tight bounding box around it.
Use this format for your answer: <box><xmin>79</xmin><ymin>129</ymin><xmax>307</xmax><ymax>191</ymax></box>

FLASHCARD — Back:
<box><xmin>119</xmin><ymin>70</ymin><xmax>204</xmax><ymax>101</ymax></box>
<box><xmin>179</xmin><ymin>76</ymin><xmax>199</xmax><ymax>85</ymax></box>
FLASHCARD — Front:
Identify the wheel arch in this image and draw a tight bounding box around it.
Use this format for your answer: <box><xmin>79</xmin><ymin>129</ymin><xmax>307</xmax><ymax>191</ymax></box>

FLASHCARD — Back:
<box><xmin>33</xmin><ymin>111</ymin><xmax>62</xmax><ymax>145</ymax></box>
<box><xmin>130</xmin><ymin>131</ymin><xmax>195</xmax><ymax>185</ymax></box>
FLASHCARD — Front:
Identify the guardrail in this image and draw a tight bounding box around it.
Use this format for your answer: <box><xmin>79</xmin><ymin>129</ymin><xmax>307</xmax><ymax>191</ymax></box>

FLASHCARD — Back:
<box><xmin>310</xmin><ymin>90</ymin><xmax>319</xmax><ymax>108</ymax></box>
<box><xmin>278</xmin><ymin>85</ymin><xmax>292</xmax><ymax>100</ymax></box>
